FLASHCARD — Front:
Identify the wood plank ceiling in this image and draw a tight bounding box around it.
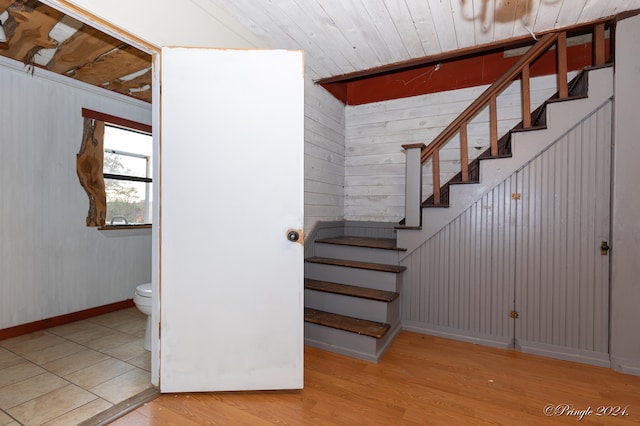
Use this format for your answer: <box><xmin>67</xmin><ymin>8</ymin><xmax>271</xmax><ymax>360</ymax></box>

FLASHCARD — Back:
<box><xmin>1</xmin><ymin>0</ymin><xmax>639</xmax><ymax>104</ymax></box>
<box><xmin>209</xmin><ymin>0</ymin><xmax>640</xmax><ymax>81</ymax></box>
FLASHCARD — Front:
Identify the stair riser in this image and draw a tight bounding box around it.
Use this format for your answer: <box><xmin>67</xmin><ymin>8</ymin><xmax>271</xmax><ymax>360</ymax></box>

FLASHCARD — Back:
<box><xmin>314</xmin><ymin>243</ymin><xmax>401</xmax><ymax>264</ymax></box>
<box><xmin>305</xmin><ymin>263</ymin><xmax>402</xmax><ymax>292</ymax></box>
<box><xmin>305</xmin><ymin>289</ymin><xmax>400</xmax><ymax>324</ymax></box>
<box><xmin>304</xmin><ymin>321</ymin><xmax>401</xmax><ymax>363</ymax></box>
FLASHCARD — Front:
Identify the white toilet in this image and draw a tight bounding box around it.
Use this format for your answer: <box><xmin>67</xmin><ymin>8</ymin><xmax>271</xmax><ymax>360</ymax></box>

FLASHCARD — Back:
<box><xmin>133</xmin><ymin>283</ymin><xmax>152</xmax><ymax>351</ymax></box>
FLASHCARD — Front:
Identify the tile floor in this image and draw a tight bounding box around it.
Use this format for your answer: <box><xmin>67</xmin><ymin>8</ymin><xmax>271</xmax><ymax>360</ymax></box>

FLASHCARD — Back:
<box><xmin>0</xmin><ymin>308</ymin><xmax>153</xmax><ymax>426</ymax></box>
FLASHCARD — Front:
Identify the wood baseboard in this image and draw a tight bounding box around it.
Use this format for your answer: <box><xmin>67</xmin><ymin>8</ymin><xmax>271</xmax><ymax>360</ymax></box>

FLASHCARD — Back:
<box><xmin>0</xmin><ymin>299</ymin><xmax>135</xmax><ymax>341</ymax></box>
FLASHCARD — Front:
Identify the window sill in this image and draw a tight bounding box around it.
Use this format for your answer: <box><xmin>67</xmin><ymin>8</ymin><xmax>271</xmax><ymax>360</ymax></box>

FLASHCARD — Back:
<box><xmin>98</xmin><ymin>224</ymin><xmax>151</xmax><ymax>237</ymax></box>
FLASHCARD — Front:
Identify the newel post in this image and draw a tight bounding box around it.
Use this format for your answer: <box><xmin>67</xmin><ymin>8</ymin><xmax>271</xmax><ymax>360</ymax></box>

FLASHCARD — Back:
<box><xmin>402</xmin><ymin>143</ymin><xmax>426</xmax><ymax>227</ymax></box>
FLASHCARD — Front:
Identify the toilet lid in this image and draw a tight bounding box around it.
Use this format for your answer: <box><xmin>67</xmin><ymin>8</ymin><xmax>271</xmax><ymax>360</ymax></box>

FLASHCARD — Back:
<box><xmin>135</xmin><ymin>283</ymin><xmax>152</xmax><ymax>297</ymax></box>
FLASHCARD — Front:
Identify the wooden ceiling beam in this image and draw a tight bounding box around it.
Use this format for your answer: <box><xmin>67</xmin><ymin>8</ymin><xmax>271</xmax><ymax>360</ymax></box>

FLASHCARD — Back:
<box><xmin>0</xmin><ymin>0</ymin><xmax>153</xmax><ymax>103</ymax></box>
<box><xmin>48</xmin><ymin>25</ymin><xmax>121</xmax><ymax>74</ymax></box>
<box><xmin>71</xmin><ymin>44</ymin><xmax>151</xmax><ymax>86</ymax></box>
<box><xmin>108</xmin><ymin>68</ymin><xmax>152</xmax><ymax>102</ymax></box>
<box><xmin>0</xmin><ymin>0</ymin><xmax>15</xmax><ymax>12</ymax></box>
<box><xmin>3</xmin><ymin>3</ymin><xmax>63</xmax><ymax>63</ymax></box>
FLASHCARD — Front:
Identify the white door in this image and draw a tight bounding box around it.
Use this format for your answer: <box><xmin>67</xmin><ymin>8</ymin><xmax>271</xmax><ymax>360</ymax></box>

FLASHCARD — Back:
<box><xmin>514</xmin><ymin>100</ymin><xmax>612</xmax><ymax>366</ymax></box>
<box><xmin>159</xmin><ymin>47</ymin><xmax>304</xmax><ymax>392</ymax></box>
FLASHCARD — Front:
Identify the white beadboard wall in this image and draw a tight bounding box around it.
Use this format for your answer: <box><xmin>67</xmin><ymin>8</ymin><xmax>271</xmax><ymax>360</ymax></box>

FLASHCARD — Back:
<box><xmin>401</xmin><ymin>174</ymin><xmax>518</xmax><ymax>348</ymax></box>
<box><xmin>344</xmin><ymin>74</ymin><xmax>574</xmax><ymax>222</ymax></box>
<box><xmin>0</xmin><ymin>57</ymin><xmax>152</xmax><ymax>329</ymax></box>
<box><xmin>514</xmin><ymin>101</ymin><xmax>611</xmax><ymax>364</ymax></box>
<box><xmin>610</xmin><ymin>13</ymin><xmax>640</xmax><ymax>376</ymax></box>
<box><xmin>401</xmin><ymin>101</ymin><xmax>612</xmax><ymax>365</ymax></box>
<box><xmin>304</xmin><ymin>77</ymin><xmax>346</xmax><ymax>234</ymax></box>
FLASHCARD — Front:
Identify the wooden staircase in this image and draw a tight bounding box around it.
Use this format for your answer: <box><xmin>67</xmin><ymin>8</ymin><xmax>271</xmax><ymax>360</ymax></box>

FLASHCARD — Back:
<box><xmin>401</xmin><ymin>24</ymin><xmax>610</xmax><ymax>228</ymax></box>
<box><xmin>304</xmin><ymin>237</ymin><xmax>406</xmax><ymax>362</ymax></box>
<box><xmin>303</xmin><ymin>22</ymin><xmax>613</xmax><ymax>363</ymax></box>
<box><xmin>421</xmin><ymin>68</ymin><xmax>589</xmax><ymax>208</ymax></box>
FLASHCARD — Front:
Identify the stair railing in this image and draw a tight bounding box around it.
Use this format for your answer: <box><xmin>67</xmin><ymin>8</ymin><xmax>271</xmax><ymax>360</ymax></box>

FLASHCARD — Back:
<box><xmin>402</xmin><ymin>23</ymin><xmax>608</xmax><ymax>227</ymax></box>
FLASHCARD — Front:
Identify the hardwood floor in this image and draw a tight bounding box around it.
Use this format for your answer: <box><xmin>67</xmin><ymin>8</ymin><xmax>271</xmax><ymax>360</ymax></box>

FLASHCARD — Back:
<box><xmin>111</xmin><ymin>331</ymin><xmax>640</xmax><ymax>425</ymax></box>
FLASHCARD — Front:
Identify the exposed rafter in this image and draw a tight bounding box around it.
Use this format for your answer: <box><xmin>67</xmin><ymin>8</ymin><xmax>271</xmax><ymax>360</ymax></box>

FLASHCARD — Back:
<box><xmin>0</xmin><ymin>0</ymin><xmax>152</xmax><ymax>102</ymax></box>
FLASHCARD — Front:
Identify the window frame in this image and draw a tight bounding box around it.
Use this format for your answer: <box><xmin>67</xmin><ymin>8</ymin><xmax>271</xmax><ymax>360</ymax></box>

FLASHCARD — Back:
<box><xmin>78</xmin><ymin>108</ymin><xmax>152</xmax><ymax>229</ymax></box>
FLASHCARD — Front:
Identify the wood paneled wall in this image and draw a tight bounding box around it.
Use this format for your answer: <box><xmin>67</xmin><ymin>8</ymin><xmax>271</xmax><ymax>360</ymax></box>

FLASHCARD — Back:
<box><xmin>610</xmin><ymin>12</ymin><xmax>640</xmax><ymax>376</ymax></box>
<box><xmin>514</xmin><ymin>101</ymin><xmax>611</xmax><ymax>366</ymax></box>
<box><xmin>304</xmin><ymin>79</ymin><xmax>346</xmax><ymax>233</ymax></box>
<box><xmin>401</xmin><ymin>101</ymin><xmax>613</xmax><ymax>367</ymax></box>
<box><xmin>0</xmin><ymin>57</ymin><xmax>152</xmax><ymax>329</ymax></box>
<box><xmin>401</xmin><ymin>175</ymin><xmax>517</xmax><ymax>348</ymax></box>
<box><xmin>344</xmin><ymin>74</ymin><xmax>574</xmax><ymax>223</ymax></box>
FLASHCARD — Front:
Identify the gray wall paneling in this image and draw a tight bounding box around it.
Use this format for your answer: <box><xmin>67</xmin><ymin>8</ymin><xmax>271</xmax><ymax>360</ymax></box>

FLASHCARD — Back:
<box><xmin>514</xmin><ymin>101</ymin><xmax>612</xmax><ymax>367</ymax></box>
<box><xmin>401</xmin><ymin>101</ymin><xmax>613</xmax><ymax>366</ymax></box>
<box><xmin>609</xmin><ymin>13</ymin><xmax>640</xmax><ymax>375</ymax></box>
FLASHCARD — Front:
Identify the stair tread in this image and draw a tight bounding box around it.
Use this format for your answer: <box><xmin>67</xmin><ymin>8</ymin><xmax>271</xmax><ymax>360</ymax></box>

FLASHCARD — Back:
<box><xmin>545</xmin><ymin>94</ymin><xmax>588</xmax><ymax>104</ymax></box>
<box><xmin>395</xmin><ymin>225</ymin><xmax>421</xmax><ymax>230</ymax></box>
<box><xmin>304</xmin><ymin>308</ymin><xmax>390</xmax><ymax>339</ymax></box>
<box><xmin>421</xmin><ymin>203</ymin><xmax>450</xmax><ymax>208</ymax></box>
<box><xmin>316</xmin><ymin>236</ymin><xmax>407</xmax><ymax>251</ymax></box>
<box><xmin>305</xmin><ymin>279</ymin><xmax>399</xmax><ymax>302</ymax></box>
<box><xmin>510</xmin><ymin>124</ymin><xmax>547</xmax><ymax>133</ymax></box>
<box><xmin>449</xmin><ymin>179</ymin><xmax>480</xmax><ymax>185</ymax></box>
<box><xmin>306</xmin><ymin>257</ymin><xmax>407</xmax><ymax>273</ymax></box>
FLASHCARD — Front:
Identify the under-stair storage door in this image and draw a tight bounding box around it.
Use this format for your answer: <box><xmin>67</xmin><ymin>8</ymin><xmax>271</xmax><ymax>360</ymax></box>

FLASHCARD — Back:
<box><xmin>402</xmin><ymin>174</ymin><xmax>518</xmax><ymax>347</ymax></box>
<box><xmin>159</xmin><ymin>47</ymin><xmax>304</xmax><ymax>392</ymax></box>
<box><xmin>514</xmin><ymin>100</ymin><xmax>612</xmax><ymax>367</ymax></box>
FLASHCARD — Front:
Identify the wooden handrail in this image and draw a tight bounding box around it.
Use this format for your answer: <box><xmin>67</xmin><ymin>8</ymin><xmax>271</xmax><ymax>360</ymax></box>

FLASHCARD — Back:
<box><xmin>421</xmin><ymin>32</ymin><xmax>559</xmax><ymax>163</ymax></box>
<box><xmin>403</xmin><ymin>22</ymin><xmax>610</xmax><ymax>218</ymax></box>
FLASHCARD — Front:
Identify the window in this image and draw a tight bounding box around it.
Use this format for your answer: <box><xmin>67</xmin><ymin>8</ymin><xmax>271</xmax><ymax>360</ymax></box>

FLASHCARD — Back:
<box><xmin>77</xmin><ymin>109</ymin><xmax>152</xmax><ymax>228</ymax></box>
<box><xmin>103</xmin><ymin>126</ymin><xmax>152</xmax><ymax>225</ymax></box>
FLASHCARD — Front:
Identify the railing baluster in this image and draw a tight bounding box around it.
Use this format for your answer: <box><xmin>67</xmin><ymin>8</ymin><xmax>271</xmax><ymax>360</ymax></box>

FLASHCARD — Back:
<box><xmin>432</xmin><ymin>150</ymin><xmax>441</xmax><ymax>204</ymax></box>
<box><xmin>490</xmin><ymin>95</ymin><xmax>498</xmax><ymax>156</ymax></box>
<box><xmin>419</xmin><ymin>33</ymin><xmax>559</xmax><ymax>163</ymax></box>
<box><xmin>522</xmin><ymin>64</ymin><xmax>531</xmax><ymax>128</ymax></box>
<box><xmin>460</xmin><ymin>122</ymin><xmax>469</xmax><ymax>182</ymax></box>
<box><xmin>404</xmin><ymin>21</ymin><xmax>613</xmax><ymax>218</ymax></box>
<box><xmin>594</xmin><ymin>23</ymin><xmax>606</xmax><ymax>66</ymax></box>
<box><xmin>557</xmin><ymin>31</ymin><xmax>568</xmax><ymax>98</ymax></box>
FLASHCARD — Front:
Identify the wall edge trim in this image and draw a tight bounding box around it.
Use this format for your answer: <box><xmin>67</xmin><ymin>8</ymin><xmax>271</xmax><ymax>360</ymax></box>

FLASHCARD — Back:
<box><xmin>0</xmin><ymin>299</ymin><xmax>135</xmax><ymax>341</ymax></box>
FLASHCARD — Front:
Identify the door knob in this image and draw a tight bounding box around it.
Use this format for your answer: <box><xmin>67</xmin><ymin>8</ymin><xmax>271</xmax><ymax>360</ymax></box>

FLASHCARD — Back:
<box><xmin>601</xmin><ymin>241</ymin><xmax>610</xmax><ymax>256</ymax></box>
<box><xmin>287</xmin><ymin>230</ymin><xmax>299</xmax><ymax>242</ymax></box>
<box><xmin>286</xmin><ymin>228</ymin><xmax>303</xmax><ymax>245</ymax></box>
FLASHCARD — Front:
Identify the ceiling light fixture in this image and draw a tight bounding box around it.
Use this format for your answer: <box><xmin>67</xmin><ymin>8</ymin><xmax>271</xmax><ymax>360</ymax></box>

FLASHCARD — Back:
<box><xmin>0</xmin><ymin>20</ymin><xmax>7</xmax><ymax>43</ymax></box>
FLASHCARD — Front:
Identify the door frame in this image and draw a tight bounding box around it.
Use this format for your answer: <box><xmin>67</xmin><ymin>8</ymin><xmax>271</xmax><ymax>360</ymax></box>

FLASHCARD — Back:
<box><xmin>40</xmin><ymin>0</ymin><xmax>162</xmax><ymax>385</ymax></box>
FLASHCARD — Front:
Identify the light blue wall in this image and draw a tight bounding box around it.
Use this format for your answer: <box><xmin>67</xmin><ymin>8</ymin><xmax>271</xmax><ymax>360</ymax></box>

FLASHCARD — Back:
<box><xmin>610</xmin><ymin>13</ymin><xmax>640</xmax><ymax>376</ymax></box>
<box><xmin>0</xmin><ymin>57</ymin><xmax>152</xmax><ymax>329</ymax></box>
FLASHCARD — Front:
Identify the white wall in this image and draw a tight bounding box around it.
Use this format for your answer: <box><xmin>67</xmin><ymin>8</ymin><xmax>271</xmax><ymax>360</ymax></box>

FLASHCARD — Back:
<box><xmin>304</xmin><ymin>79</ymin><xmax>345</xmax><ymax>234</ymax></box>
<box><xmin>610</xmin><ymin>13</ymin><xmax>640</xmax><ymax>376</ymax></box>
<box><xmin>45</xmin><ymin>0</ymin><xmax>262</xmax><ymax>50</ymax></box>
<box><xmin>0</xmin><ymin>57</ymin><xmax>152</xmax><ymax>329</ymax></box>
<box><xmin>344</xmin><ymin>75</ymin><xmax>570</xmax><ymax>222</ymax></box>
